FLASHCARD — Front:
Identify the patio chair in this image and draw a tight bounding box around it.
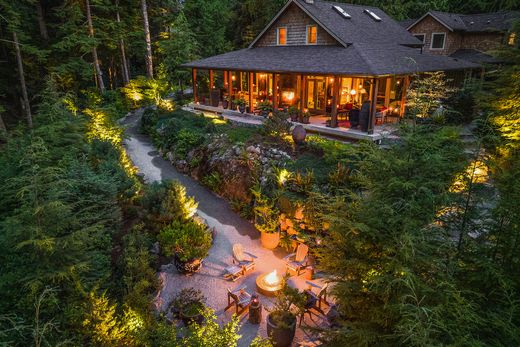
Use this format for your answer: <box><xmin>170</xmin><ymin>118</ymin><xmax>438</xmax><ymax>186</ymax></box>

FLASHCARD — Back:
<box><xmin>232</xmin><ymin>243</ymin><xmax>255</xmax><ymax>273</ymax></box>
<box><xmin>225</xmin><ymin>284</ymin><xmax>252</xmax><ymax>315</ymax></box>
<box><xmin>223</xmin><ymin>244</ymin><xmax>255</xmax><ymax>281</ymax></box>
<box><xmin>284</xmin><ymin>243</ymin><xmax>309</xmax><ymax>276</ymax></box>
<box><xmin>299</xmin><ymin>283</ymin><xmax>330</xmax><ymax>326</ymax></box>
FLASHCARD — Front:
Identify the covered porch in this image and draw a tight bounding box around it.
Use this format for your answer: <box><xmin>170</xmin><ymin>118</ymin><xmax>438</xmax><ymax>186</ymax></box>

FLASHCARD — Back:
<box><xmin>191</xmin><ymin>68</ymin><xmax>409</xmax><ymax>135</ymax></box>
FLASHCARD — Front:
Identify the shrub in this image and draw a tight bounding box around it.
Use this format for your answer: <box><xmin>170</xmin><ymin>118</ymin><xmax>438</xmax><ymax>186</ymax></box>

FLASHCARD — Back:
<box><xmin>444</xmin><ymin>85</ymin><xmax>478</xmax><ymax>124</ymax></box>
<box><xmin>169</xmin><ymin>288</ymin><xmax>206</xmax><ymax>318</ymax></box>
<box><xmin>174</xmin><ymin>128</ymin><xmax>205</xmax><ymax>158</ymax></box>
<box><xmin>141</xmin><ymin>181</ymin><xmax>198</xmax><ymax>226</ymax></box>
<box><xmin>262</xmin><ymin>110</ymin><xmax>291</xmax><ymax>138</ymax></box>
<box><xmin>158</xmin><ymin>220</ymin><xmax>212</xmax><ymax>262</ymax></box>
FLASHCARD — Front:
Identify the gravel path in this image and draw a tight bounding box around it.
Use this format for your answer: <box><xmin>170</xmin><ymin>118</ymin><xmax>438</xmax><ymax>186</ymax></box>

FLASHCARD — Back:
<box><xmin>121</xmin><ymin>109</ymin><xmax>325</xmax><ymax>346</ymax></box>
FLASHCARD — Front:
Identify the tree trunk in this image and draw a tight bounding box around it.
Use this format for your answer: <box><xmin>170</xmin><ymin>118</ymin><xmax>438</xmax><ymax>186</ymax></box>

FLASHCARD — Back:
<box><xmin>13</xmin><ymin>32</ymin><xmax>32</xmax><ymax>128</ymax></box>
<box><xmin>85</xmin><ymin>0</ymin><xmax>105</xmax><ymax>93</ymax></box>
<box><xmin>0</xmin><ymin>113</ymin><xmax>6</xmax><ymax>131</ymax></box>
<box><xmin>116</xmin><ymin>1</ymin><xmax>130</xmax><ymax>85</ymax></box>
<box><xmin>36</xmin><ymin>1</ymin><xmax>49</xmax><ymax>41</ymax></box>
<box><xmin>141</xmin><ymin>0</ymin><xmax>153</xmax><ymax>78</ymax></box>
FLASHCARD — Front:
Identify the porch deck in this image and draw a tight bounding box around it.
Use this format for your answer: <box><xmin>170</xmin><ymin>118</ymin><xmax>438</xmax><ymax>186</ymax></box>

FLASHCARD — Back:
<box><xmin>189</xmin><ymin>103</ymin><xmax>396</xmax><ymax>142</ymax></box>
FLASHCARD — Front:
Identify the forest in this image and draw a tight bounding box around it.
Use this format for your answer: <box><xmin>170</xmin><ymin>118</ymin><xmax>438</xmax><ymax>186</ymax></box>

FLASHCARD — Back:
<box><xmin>1</xmin><ymin>0</ymin><xmax>520</xmax><ymax>346</ymax></box>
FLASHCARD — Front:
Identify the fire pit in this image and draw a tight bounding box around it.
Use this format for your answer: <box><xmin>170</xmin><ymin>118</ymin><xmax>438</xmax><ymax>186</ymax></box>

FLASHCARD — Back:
<box><xmin>256</xmin><ymin>270</ymin><xmax>284</xmax><ymax>296</ymax></box>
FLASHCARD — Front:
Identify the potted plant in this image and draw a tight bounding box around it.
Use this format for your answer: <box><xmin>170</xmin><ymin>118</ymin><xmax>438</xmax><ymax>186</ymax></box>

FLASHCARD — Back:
<box><xmin>300</xmin><ymin>110</ymin><xmax>311</xmax><ymax>124</ymax></box>
<box><xmin>158</xmin><ymin>219</ymin><xmax>212</xmax><ymax>274</ymax></box>
<box><xmin>257</xmin><ymin>100</ymin><xmax>273</xmax><ymax>118</ymax></box>
<box><xmin>222</xmin><ymin>95</ymin><xmax>230</xmax><ymax>109</ymax></box>
<box><xmin>288</xmin><ymin>106</ymin><xmax>299</xmax><ymax>122</ymax></box>
<box><xmin>252</xmin><ymin>185</ymin><xmax>280</xmax><ymax>249</ymax></box>
<box><xmin>266</xmin><ymin>284</ymin><xmax>305</xmax><ymax>347</ymax></box>
<box><xmin>170</xmin><ymin>288</ymin><xmax>206</xmax><ymax>326</ymax></box>
<box><xmin>235</xmin><ymin>98</ymin><xmax>247</xmax><ymax>113</ymax></box>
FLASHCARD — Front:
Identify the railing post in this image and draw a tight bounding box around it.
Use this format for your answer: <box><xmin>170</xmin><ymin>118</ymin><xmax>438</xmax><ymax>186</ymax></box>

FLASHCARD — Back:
<box><xmin>248</xmin><ymin>72</ymin><xmax>254</xmax><ymax>113</ymax></box>
<box><xmin>192</xmin><ymin>68</ymin><xmax>198</xmax><ymax>104</ymax></box>
<box><xmin>273</xmin><ymin>73</ymin><xmax>279</xmax><ymax>111</ymax></box>
<box><xmin>330</xmin><ymin>76</ymin><xmax>340</xmax><ymax>128</ymax></box>
<box><xmin>368</xmin><ymin>77</ymin><xmax>379</xmax><ymax>134</ymax></box>
<box><xmin>209</xmin><ymin>69</ymin><xmax>214</xmax><ymax>106</ymax></box>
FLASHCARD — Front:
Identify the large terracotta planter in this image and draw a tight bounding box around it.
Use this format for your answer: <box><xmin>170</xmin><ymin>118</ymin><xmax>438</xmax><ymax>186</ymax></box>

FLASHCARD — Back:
<box><xmin>266</xmin><ymin>313</ymin><xmax>296</xmax><ymax>347</ymax></box>
<box><xmin>261</xmin><ymin>231</ymin><xmax>280</xmax><ymax>249</ymax></box>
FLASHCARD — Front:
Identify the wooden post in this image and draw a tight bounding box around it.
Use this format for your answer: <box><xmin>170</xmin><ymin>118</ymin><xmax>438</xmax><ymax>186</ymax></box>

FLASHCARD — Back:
<box><xmin>330</xmin><ymin>76</ymin><xmax>340</xmax><ymax>127</ymax></box>
<box><xmin>300</xmin><ymin>75</ymin><xmax>307</xmax><ymax>112</ymax></box>
<box><xmin>228</xmin><ymin>71</ymin><xmax>233</xmax><ymax>109</ymax></box>
<box><xmin>400</xmin><ymin>76</ymin><xmax>410</xmax><ymax>117</ymax></box>
<box><xmin>192</xmin><ymin>68</ymin><xmax>198</xmax><ymax>104</ymax></box>
<box><xmin>209</xmin><ymin>69</ymin><xmax>214</xmax><ymax>106</ymax></box>
<box><xmin>273</xmin><ymin>73</ymin><xmax>279</xmax><ymax>111</ymax></box>
<box><xmin>368</xmin><ymin>78</ymin><xmax>379</xmax><ymax>134</ymax></box>
<box><xmin>248</xmin><ymin>72</ymin><xmax>254</xmax><ymax>113</ymax></box>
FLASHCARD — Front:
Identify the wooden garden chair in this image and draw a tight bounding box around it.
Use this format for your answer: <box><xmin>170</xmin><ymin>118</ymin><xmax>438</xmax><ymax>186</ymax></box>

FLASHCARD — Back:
<box><xmin>232</xmin><ymin>243</ymin><xmax>255</xmax><ymax>272</ymax></box>
<box><xmin>223</xmin><ymin>243</ymin><xmax>255</xmax><ymax>281</ymax></box>
<box><xmin>225</xmin><ymin>284</ymin><xmax>252</xmax><ymax>315</ymax></box>
<box><xmin>284</xmin><ymin>243</ymin><xmax>309</xmax><ymax>276</ymax></box>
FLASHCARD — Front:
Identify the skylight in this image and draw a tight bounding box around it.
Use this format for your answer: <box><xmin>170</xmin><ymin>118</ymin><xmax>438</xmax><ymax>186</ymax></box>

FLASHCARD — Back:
<box><xmin>333</xmin><ymin>5</ymin><xmax>351</xmax><ymax>19</ymax></box>
<box><xmin>364</xmin><ymin>9</ymin><xmax>382</xmax><ymax>22</ymax></box>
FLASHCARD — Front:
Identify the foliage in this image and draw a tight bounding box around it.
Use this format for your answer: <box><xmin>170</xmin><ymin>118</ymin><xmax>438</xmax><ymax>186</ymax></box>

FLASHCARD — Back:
<box><xmin>406</xmin><ymin>71</ymin><xmax>453</xmax><ymax>121</ymax></box>
<box><xmin>251</xmin><ymin>184</ymin><xmax>280</xmax><ymax>234</ymax></box>
<box><xmin>444</xmin><ymin>83</ymin><xmax>479</xmax><ymax>124</ymax></box>
<box><xmin>142</xmin><ymin>180</ymin><xmax>198</xmax><ymax>226</ymax></box>
<box><xmin>118</xmin><ymin>225</ymin><xmax>159</xmax><ymax>315</ymax></box>
<box><xmin>318</xmin><ymin>126</ymin><xmax>469</xmax><ymax>345</ymax></box>
<box><xmin>262</xmin><ymin>110</ymin><xmax>291</xmax><ymax>138</ymax></box>
<box><xmin>170</xmin><ymin>288</ymin><xmax>206</xmax><ymax>318</ymax></box>
<box><xmin>158</xmin><ymin>220</ymin><xmax>212</xmax><ymax>262</ymax></box>
<box><xmin>268</xmin><ymin>284</ymin><xmax>305</xmax><ymax>329</ymax></box>
<box><xmin>257</xmin><ymin>100</ymin><xmax>274</xmax><ymax>112</ymax></box>
<box><xmin>180</xmin><ymin>308</ymin><xmax>242</xmax><ymax>347</ymax></box>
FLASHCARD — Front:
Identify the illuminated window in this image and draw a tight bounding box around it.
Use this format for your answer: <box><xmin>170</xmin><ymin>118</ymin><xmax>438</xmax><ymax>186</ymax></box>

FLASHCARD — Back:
<box><xmin>277</xmin><ymin>27</ymin><xmax>287</xmax><ymax>45</ymax></box>
<box><xmin>508</xmin><ymin>32</ymin><xmax>516</xmax><ymax>46</ymax></box>
<box><xmin>307</xmin><ymin>25</ymin><xmax>317</xmax><ymax>44</ymax></box>
<box><xmin>430</xmin><ymin>32</ymin><xmax>446</xmax><ymax>50</ymax></box>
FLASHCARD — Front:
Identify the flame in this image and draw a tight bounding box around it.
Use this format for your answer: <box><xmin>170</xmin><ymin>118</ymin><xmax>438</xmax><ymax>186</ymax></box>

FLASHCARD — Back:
<box><xmin>264</xmin><ymin>270</ymin><xmax>281</xmax><ymax>286</ymax></box>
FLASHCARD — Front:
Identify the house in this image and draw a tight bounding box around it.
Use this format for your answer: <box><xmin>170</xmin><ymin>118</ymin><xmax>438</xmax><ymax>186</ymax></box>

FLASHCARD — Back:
<box><xmin>403</xmin><ymin>10</ymin><xmax>519</xmax><ymax>64</ymax></box>
<box><xmin>183</xmin><ymin>0</ymin><xmax>477</xmax><ymax>137</ymax></box>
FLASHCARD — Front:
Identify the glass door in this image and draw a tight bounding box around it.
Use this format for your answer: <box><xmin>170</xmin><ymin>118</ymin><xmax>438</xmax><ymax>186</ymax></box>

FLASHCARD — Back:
<box><xmin>306</xmin><ymin>77</ymin><xmax>326</xmax><ymax>114</ymax></box>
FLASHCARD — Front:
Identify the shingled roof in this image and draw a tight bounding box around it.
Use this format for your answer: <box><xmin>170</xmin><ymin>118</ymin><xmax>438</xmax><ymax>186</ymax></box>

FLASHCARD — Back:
<box><xmin>406</xmin><ymin>10</ymin><xmax>520</xmax><ymax>33</ymax></box>
<box><xmin>293</xmin><ymin>0</ymin><xmax>421</xmax><ymax>46</ymax></box>
<box><xmin>184</xmin><ymin>44</ymin><xmax>478</xmax><ymax>76</ymax></box>
<box><xmin>450</xmin><ymin>49</ymin><xmax>501</xmax><ymax>64</ymax></box>
<box><xmin>183</xmin><ymin>0</ymin><xmax>478</xmax><ymax>76</ymax></box>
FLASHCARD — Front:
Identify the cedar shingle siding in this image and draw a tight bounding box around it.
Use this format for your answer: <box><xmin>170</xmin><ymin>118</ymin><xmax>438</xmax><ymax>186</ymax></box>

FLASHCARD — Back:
<box><xmin>255</xmin><ymin>3</ymin><xmax>338</xmax><ymax>47</ymax></box>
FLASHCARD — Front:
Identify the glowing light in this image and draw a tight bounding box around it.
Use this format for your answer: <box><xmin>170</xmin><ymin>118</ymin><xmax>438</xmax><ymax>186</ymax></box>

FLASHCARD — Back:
<box><xmin>282</xmin><ymin>91</ymin><xmax>295</xmax><ymax>102</ymax></box>
<box><xmin>330</xmin><ymin>78</ymin><xmax>334</xmax><ymax>83</ymax></box>
<box><xmin>232</xmin><ymin>75</ymin><xmax>236</xmax><ymax>81</ymax></box>
<box><xmin>350</xmin><ymin>89</ymin><xmax>357</xmax><ymax>95</ymax></box>
<box><xmin>449</xmin><ymin>160</ymin><xmax>489</xmax><ymax>193</ymax></box>
<box><xmin>264</xmin><ymin>270</ymin><xmax>281</xmax><ymax>286</ymax></box>
<box><xmin>278</xmin><ymin>169</ymin><xmax>291</xmax><ymax>185</ymax></box>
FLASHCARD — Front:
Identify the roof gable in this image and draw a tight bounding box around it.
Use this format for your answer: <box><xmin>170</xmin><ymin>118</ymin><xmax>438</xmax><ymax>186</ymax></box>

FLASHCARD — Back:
<box><xmin>407</xmin><ymin>10</ymin><xmax>519</xmax><ymax>33</ymax></box>
<box><xmin>249</xmin><ymin>0</ymin><xmax>347</xmax><ymax>48</ymax></box>
<box><xmin>250</xmin><ymin>0</ymin><xmax>422</xmax><ymax>48</ymax></box>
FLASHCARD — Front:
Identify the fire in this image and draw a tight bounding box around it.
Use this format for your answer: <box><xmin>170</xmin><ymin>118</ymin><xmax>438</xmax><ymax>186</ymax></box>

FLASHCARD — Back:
<box><xmin>264</xmin><ymin>270</ymin><xmax>281</xmax><ymax>286</ymax></box>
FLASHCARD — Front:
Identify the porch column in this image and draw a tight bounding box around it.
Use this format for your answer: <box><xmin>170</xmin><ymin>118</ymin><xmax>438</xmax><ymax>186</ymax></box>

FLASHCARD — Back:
<box><xmin>368</xmin><ymin>78</ymin><xmax>379</xmax><ymax>135</ymax></box>
<box><xmin>209</xmin><ymin>69</ymin><xmax>214</xmax><ymax>106</ymax></box>
<box><xmin>273</xmin><ymin>73</ymin><xmax>279</xmax><ymax>111</ymax></box>
<box><xmin>330</xmin><ymin>75</ymin><xmax>340</xmax><ymax>128</ymax></box>
<box><xmin>192</xmin><ymin>68</ymin><xmax>198</xmax><ymax>104</ymax></box>
<box><xmin>400</xmin><ymin>76</ymin><xmax>410</xmax><ymax>117</ymax></box>
<box><xmin>299</xmin><ymin>75</ymin><xmax>305</xmax><ymax>110</ymax></box>
<box><xmin>227</xmin><ymin>71</ymin><xmax>233</xmax><ymax>109</ymax></box>
<box><xmin>248</xmin><ymin>72</ymin><xmax>254</xmax><ymax>113</ymax></box>
<box><xmin>301</xmin><ymin>75</ymin><xmax>307</xmax><ymax>110</ymax></box>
